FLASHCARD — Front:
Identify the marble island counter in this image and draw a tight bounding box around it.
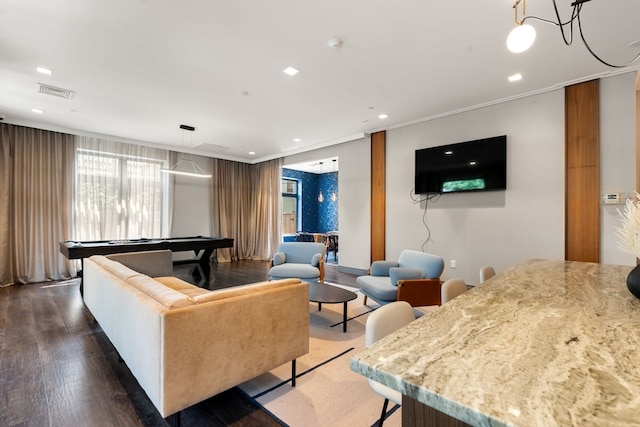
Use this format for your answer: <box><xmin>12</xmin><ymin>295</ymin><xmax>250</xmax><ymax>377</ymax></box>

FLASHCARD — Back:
<box><xmin>350</xmin><ymin>259</ymin><xmax>640</xmax><ymax>426</ymax></box>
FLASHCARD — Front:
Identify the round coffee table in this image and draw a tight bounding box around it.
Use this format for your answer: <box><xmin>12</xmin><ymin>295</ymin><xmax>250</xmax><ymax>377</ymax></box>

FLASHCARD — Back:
<box><xmin>308</xmin><ymin>282</ymin><xmax>358</xmax><ymax>332</ymax></box>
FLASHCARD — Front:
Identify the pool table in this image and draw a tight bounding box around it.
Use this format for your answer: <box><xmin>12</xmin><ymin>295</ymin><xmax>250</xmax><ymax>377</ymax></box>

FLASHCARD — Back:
<box><xmin>60</xmin><ymin>236</ymin><xmax>234</xmax><ymax>269</ymax></box>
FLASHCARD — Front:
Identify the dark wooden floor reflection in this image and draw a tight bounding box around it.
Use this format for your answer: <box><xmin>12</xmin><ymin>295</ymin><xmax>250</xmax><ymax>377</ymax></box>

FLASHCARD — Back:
<box><xmin>0</xmin><ymin>261</ymin><xmax>358</xmax><ymax>426</ymax></box>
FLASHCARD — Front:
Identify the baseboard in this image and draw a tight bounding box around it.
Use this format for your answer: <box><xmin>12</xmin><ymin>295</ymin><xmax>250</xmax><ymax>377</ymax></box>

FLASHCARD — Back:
<box><xmin>337</xmin><ymin>265</ymin><xmax>368</xmax><ymax>276</ymax></box>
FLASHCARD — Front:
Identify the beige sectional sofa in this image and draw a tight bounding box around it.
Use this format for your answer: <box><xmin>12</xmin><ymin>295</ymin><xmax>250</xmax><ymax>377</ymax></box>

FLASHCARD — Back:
<box><xmin>83</xmin><ymin>250</ymin><xmax>309</xmax><ymax>419</ymax></box>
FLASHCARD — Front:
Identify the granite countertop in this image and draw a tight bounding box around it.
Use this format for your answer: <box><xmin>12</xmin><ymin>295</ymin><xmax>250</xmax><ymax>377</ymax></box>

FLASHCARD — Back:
<box><xmin>350</xmin><ymin>259</ymin><xmax>640</xmax><ymax>427</ymax></box>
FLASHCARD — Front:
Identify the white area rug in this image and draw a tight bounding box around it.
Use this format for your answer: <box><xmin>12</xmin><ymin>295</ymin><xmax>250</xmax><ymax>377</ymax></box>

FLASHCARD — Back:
<box><xmin>238</xmin><ymin>283</ymin><xmax>402</xmax><ymax>427</ymax></box>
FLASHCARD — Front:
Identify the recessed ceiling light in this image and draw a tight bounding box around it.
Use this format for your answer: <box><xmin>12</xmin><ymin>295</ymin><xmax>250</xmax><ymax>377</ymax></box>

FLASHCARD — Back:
<box><xmin>469</xmin><ymin>161</ymin><xmax>477</xmax><ymax>166</ymax></box>
<box><xmin>508</xmin><ymin>73</ymin><xmax>523</xmax><ymax>82</ymax></box>
<box><xmin>283</xmin><ymin>66</ymin><xmax>299</xmax><ymax>76</ymax></box>
<box><xmin>293</xmin><ymin>138</ymin><xmax>301</xmax><ymax>142</ymax></box>
<box><xmin>249</xmin><ymin>151</ymin><xmax>256</xmax><ymax>155</ymax></box>
<box><xmin>32</xmin><ymin>108</ymin><xmax>44</xmax><ymax>114</ymax></box>
<box><xmin>444</xmin><ymin>150</ymin><xmax>454</xmax><ymax>155</ymax></box>
<box><xmin>36</xmin><ymin>66</ymin><xmax>52</xmax><ymax>75</ymax></box>
<box><xmin>378</xmin><ymin>114</ymin><xmax>388</xmax><ymax>119</ymax></box>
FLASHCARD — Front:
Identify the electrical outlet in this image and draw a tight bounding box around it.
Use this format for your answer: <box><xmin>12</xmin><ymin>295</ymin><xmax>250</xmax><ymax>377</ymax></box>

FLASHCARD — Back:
<box><xmin>450</xmin><ymin>260</ymin><xmax>456</xmax><ymax>269</ymax></box>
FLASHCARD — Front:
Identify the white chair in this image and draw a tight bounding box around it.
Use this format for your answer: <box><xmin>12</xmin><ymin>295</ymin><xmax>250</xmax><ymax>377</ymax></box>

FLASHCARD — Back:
<box><xmin>365</xmin><ymin>301</ymin><xmax>416</xmax><ymax>427</ymax></box>
<box><xmin>479</xmin><ymin>265</ymin><xmax>496</xmax><ymax>283</ymax></box>
<box><xmin>441</xmin><ymin>278</ymin><xmax>467</xmax><ymax>304</ymax></box>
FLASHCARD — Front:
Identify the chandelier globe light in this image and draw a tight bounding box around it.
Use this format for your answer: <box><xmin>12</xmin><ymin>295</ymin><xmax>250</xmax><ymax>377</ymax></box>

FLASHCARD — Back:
<box><xmin>317</xmin><ymin>162</ymin><xmax>324</xmax><ymax>203</ymax></box>
<box><xmin>507</xmin><ymin>23</ymin><xmax>536</xmax><ymax>53</ymax></box>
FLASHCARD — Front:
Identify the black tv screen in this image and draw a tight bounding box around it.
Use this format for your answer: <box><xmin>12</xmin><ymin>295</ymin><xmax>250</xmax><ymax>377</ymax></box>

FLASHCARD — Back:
<box><xmin>415</xmin><ymin>135</ymin><xmax>507</xmax><ymax>194</ymax></box>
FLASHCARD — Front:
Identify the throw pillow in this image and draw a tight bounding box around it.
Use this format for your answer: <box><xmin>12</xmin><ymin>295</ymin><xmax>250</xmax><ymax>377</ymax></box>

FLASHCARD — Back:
<box><xmin>389</xmin><ymin>267</ymin><xmax>423</xmax><ymax>287</ymax></box>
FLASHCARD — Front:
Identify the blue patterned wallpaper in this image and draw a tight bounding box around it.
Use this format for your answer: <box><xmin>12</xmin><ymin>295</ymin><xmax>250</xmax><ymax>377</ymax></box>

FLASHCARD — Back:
<box><xmin>282</xmin><ymin>168</ymin><xmax>338</xmax><ymax>234</ymax></box>
<box><xmin>318</xmin><ymin>171</ymin><xmax>338</xmax><ymax>233</ymax></box>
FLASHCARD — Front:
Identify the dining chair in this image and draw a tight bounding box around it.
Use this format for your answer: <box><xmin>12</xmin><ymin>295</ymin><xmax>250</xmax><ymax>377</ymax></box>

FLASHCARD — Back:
<box><xmin>479</xmin><ymin>265</ymin><xmax>496</xmax><ymax>283</ymax></box>
<box><xmin>365</xmin><ymin>301</ymin><xmax>416</xmax><ymax>427</ymax></box>
<box><xmin>326</xmin><ymin>234</ymin><xmax>338</xmax><ymax>262</ymax></box>
<box><xmin>441</xmin><ymin>278</ymin><xmax>467</xmax><ymax>304</ymax></box>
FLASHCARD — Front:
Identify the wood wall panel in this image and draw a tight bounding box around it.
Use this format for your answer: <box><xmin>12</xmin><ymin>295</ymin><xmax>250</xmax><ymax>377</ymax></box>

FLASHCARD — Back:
<box><xmin>636</xmin><ymin>75</ymin><xmax>639</xmax><ymax>194</ymax></box>
<box><xmin>402</xmin><ymin>396</ymin><xmax>471</xmax><ymax>427</ymax></box>
<box><xmin>565</xmin><ymin>80</ymin><xmax>600</xmax><ymax>262</ymax></box>
<box><xmin>371</xmin><ymin>131</ymin><xmax>386</xmax><ymax>263</ymax></box>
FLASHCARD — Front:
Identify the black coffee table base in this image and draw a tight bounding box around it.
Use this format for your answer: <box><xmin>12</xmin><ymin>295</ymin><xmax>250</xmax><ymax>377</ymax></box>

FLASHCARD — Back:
<box><xmin>308</xmin><ymin>282</ymin><xmax>358</xmax><ymax>333</ymax></box>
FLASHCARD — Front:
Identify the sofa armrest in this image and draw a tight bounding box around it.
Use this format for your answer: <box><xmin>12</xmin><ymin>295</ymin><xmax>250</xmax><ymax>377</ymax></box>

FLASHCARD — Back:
<box><xmin>370</xmin><ymin>261</ymin><xmax>399</xmax><ymax>276</ymax></box>
<box><xmin>397</xmin><ymin>278</ymin><xmax>442</xmax><ymax>307</ymax></box>
<box><xmin>160</xmin><ymin>281</ymin><xmax>310</xmax><ymax>416</ymax></box>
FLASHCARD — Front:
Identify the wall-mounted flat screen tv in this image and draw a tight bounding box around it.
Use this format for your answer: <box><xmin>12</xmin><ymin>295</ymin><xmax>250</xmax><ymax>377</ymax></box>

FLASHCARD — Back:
<box><xmin>415</xmin><ymin>135</ymin><xmax>507</xmax><ymax>194</ymax></box>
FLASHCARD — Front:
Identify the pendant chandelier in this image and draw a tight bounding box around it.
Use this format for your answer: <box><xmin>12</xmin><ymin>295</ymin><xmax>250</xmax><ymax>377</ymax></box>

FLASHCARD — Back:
<box><xmin>330</xmin><ymin>159</ymin><xmax>337</xmax><ymax>202</ymax></box>
<box><xmin>161</xmin><ymin>125</ymin><xmax>212</xmax><ymax>178</ymax></box>
<box><xmin>317</xmin><ymin>162</ymin><xmax>324</xmax><ymax>202</ymax></box>
<box><xmin>506</xmin><ymin>0</ymin><xmax>640</xmax><ymax>68</ymax></box>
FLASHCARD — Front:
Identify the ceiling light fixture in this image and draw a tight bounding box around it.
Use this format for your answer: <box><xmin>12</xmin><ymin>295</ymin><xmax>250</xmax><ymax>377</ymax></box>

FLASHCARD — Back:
<box><xmin>378</xmin><ymin>113</ymin><xmax>388</xmax><ymax>119</ymax></box>
<box><xmin>508</xmin><ymin>73</ymin><xmax>523</xmax><ymax>82</ymax></box>
<box><xmin>507</xmin><ymin>0</ymin><xmax>536</xmax><ymax>53</ymax></box>
<box><xmin>161</xmin><ymin>125</ymin><xmax>212</xmax><ymax>178</ymax></box>
<box><xmin>31</xmin><ymin>108</ymin><xmax>44</xmax><ymax>114</ymax></box>
<box><xmin>293</xmin><ymin>138</ymin><xmax>302</xmax><ymax>142</ymax></box>
<box><xmin>161</xmin><ymin>159</ymin><xmax>212</xmax><ymax>178</ymax></box>
<box><xmin>506</xmin><ymin>0</ymin><xmax>640</xmax><ymax>68</ymax></box>
<box><xmin>36</xmin><ymin>66</ymin><xmax>52</xmax><ymax>75</ymax></box>
<box><xmin>328</xmin><ymin>38</ymin><xmax>343</xmax><ymax>49</ymax></box>
<box><xmin>283</xmin><ymin>66</ymin><xmax>299</xmax><ymax>76</ymax></box>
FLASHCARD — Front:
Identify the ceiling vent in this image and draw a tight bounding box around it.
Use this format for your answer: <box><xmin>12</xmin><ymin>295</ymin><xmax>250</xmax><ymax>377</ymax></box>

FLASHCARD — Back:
<box><xmin>38</xmin><ymin>83</ymin><xmax>75</xmax><ymax>99</ymax></box>
<box><xmin>193</xmin><ymin>143</ymin><xmax>230</xmax><ymax>153</ymax></box>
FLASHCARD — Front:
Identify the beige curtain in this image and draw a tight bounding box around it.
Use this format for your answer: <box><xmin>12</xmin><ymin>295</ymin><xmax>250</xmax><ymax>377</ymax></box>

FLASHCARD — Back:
<box><xmin>0</xmin><ymin>124</ymin><xmax>75</xmax><ymax>285</ymax></box>
<box><xmin>211</xmin><ymin>157</ymin><xmax>282</xmax><ymax>261</ymax></box>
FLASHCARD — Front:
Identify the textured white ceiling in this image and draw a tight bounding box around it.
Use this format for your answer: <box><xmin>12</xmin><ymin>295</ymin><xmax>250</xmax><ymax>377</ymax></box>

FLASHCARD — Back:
<box><xmin>1</xmin><ymin>1</ymin><xmax>639</xmax><ymax>163</ymax></box>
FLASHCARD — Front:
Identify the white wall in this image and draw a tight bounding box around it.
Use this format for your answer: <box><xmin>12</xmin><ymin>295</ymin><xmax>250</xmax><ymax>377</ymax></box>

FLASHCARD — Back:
<box><xmin>600</xmin><ymin>72</ymin><xmax>637</xmax><ymax>265</ymax></box>
<box><xmin>168</xmin><ymin>73</ymin><xmax>636</xmax><ymax>274</ymax></box>
<box><xmin>284</xmin><ymin>136</ymin><xmax>372</xmax><ymax>271</ymax></box>
<box><xmin>386</xmin><ymin>90</ymin><xmax>566</xmax><ymax>284</ymax></box>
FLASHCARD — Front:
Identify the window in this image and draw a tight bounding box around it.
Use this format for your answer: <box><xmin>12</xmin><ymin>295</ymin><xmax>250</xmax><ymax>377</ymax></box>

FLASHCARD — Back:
<box><xmin>281</xmin><ymin>178</ymin><xmax>298</xmax><ymax>235</ymax></box>
<box><xmin>75</xmin><ymin>148</ymin><xmax>166</xmax><ymax>240</ymax></box>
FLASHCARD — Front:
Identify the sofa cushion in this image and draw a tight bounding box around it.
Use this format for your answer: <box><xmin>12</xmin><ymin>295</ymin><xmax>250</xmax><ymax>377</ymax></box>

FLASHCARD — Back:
<box><xmin>128</xmin><ymin>275</ymin><xmax>194</xmax><ymax>309</ymax></box>
<box><xmin>192</xmin><ymin>279</ymin><xmax>302</xmax><ymax>304</ymax></box>
<box><xmin>389</xmin><ymin>267</ymin><xmax>423</xmax><ymax>286</ymax></box>
<box><xmin>269</xmin><ymin>263</ymin><xmax>320</xmax><ymax>280</ymax></box>
<box><xmin>154</xmin><ymin>276</ymin><xmax>210</xmax><ymax>298</ymax></box>
<box><xmin>90</xmin><ymin>255</ymin><xmax>142</xmax><ymax>281</ymax></box>
<box><xmin>356</xmin><ymin>275</ymin><xmax>399</xmax><ymax>303</ymax></box>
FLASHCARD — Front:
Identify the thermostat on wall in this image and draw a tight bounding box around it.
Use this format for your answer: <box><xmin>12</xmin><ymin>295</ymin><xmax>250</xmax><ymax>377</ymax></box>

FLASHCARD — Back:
<box><xmin>603</xmin><ymin>192</ymin><xmax>623</xmax><ymax>205</ymax></box>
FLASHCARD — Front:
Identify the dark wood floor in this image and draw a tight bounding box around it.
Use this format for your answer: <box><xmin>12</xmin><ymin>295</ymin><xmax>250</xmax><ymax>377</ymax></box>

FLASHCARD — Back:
<box><xmin>0</xmin><ymin>260</ymin><xmax>358</xmax><ymax>427</ymax></box>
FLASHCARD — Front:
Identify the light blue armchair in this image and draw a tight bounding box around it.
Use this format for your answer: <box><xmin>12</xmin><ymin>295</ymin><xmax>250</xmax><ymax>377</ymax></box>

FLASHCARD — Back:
<box><xmin>269</xmin><ymin>242</ymin><xmax>326</xmax><ymax>283</ymax></box>
<box><xmin>356</xmin><ymin>250</ymin><xmax>444</xmax><ymax>306</ymax></box>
